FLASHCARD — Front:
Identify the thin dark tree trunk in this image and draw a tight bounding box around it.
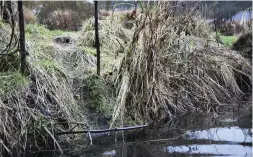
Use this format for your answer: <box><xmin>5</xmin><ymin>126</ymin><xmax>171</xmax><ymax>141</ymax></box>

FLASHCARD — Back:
<box><xmin>18</xmin><ymin>1</ymin><xmax>26</xmax><ymax>75</ymax></box>
<box><xmin>94</xmin><ymin>1</ymin><xmax>100</xmax><ymax>75</ymax></box>
<box><xmin>2</xmin><ymin>2</ymin><xmax>9</xmax><ymax>22</ymax></box>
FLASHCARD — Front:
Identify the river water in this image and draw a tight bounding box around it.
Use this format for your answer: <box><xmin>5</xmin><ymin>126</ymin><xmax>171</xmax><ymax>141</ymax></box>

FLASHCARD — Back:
<box><xmin>27</xmin><ymin>111</ymin><xmax>252</xmax><ymax>157</ymax></box>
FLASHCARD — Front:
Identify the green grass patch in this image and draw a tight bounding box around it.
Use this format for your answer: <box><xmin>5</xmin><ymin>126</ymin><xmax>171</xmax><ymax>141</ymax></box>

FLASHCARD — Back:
<box><xmin>0</xmin><ymin>72</ymin><xmax>28</xmax><ymax>96</ymax></box>
<box><xmin>26</xmin><ymin>24</ymin><xmax>77</xmax><ymax>39</ymax></box>
<box><xmin>220</xmin><ymin>35</ymin><xmax>237</xmax><ymax>47</ymax></box>
<box><xmin>49</xmin><ymin>29</ymin><xmax>65</xmax><ymax>36</ymax></box>
<box><xmin>78</xmin><ymin>46</ymin><xmax>97</xmax><ymax>56</ymax></box>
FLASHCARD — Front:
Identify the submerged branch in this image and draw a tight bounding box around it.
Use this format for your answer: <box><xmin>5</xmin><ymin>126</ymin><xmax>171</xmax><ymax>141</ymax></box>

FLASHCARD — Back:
<box><xmin>56</xmin><ymin>124</ymin><xmax>148</xmax><ymax>135</ymax></box>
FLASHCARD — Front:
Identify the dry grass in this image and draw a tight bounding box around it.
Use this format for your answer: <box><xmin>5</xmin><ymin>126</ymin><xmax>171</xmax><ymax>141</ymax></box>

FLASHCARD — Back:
<box><xmin>0</xmin><ymin>24</ymin><xmax>92</xmax><ymax>155</ymax></box>
<box><xmin>78</xmin><ymin>17</ymin><xmax>132</xmax><ymax>54</ymax></box>
<box><xmin>78</xmin><ymin>17</ymin><xmax>133</xmax><ymax>76</ymax></box>
<box><xmin>0</xmin><ymin>2</ymin><xmax>252</xmax><ymax>154</ymax></box>
<box><xmin>233</xmin><ymin>29</ymin><xmax>252</xmax><ymax>61</ymax></box>
<box><xmin>111</xmin><ymin>2</ymin><xmax>252</xmax><ymax>125</ymax></box>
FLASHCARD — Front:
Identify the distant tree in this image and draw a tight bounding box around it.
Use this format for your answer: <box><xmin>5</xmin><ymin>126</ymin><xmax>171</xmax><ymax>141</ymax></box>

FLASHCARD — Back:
<box><xmin>200</xmin><ymin>1</ymin><xmax>252</xmax><ymax>20</ymax></box>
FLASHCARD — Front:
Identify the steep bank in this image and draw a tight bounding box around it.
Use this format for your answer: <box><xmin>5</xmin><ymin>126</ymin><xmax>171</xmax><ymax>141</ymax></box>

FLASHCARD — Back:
<box><xmin>0</xmin><ymin>24</ymin><xmax>115</xmax><ymax>155</ymax></box>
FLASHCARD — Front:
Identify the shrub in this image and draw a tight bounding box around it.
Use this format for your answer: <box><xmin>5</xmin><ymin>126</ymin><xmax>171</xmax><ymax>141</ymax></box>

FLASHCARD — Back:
<box><xmin>36</xmin><ymin>1</ymin><xmax>94</xmax><ymax>31</ymax></box>
<box><xmin>24</xmin><ymin>8</ymin><xmax>37</xmax><ymax>24</ymax></box>
<box><xmin>45</xmin><ymin>9</ymin><xmax>79</xmax><ymax>31</ymax></box>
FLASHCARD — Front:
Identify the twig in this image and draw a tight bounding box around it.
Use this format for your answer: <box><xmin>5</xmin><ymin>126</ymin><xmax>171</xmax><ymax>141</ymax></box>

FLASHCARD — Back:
<box><xmin>56</xmin><ymin>124</ymin><xmax>148</xmax><ymax>135</ymax></box>
<box><xmin>68</xmin><ymin>124</ymin><xmax>79</xmax><ymax>132</ymax></box>
<box><xmin>43</xmin><ymin>126</ymin><xmax>63</xmax><ymax>154</ymax></box>
<box><xmin>88</xmin><ymin>132</ymin><xmax>93</xmax><ymax>145</ymax></box>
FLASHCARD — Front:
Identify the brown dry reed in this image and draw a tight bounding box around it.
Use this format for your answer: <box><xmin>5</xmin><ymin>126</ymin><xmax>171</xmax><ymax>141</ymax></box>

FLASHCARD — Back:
<box><xmin>111</xmin><ymin>1</ymin><xmax>252</xmax><ymax>125</ymax></box>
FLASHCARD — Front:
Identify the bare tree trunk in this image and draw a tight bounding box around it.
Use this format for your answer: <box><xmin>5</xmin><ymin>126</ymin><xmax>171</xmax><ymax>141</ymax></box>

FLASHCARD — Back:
<box><xmin>94</xmin><ymin>1</ymin><xmax>100</xmax><ymax>75</ymax></box>
<box><xmin>18</xmin><ymin>1</ymin><xmax>26</xmax><ymax>75</ymax></box>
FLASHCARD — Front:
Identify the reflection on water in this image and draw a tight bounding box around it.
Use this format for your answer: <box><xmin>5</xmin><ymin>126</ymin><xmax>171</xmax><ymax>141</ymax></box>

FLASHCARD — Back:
<box><xmin>27</xmin><ymin>112</ymin><xmax>252</xmax><ymax>157</ymax></box>
<box><xmin>166</xmin><ymin>144</ymin><xmax>251</xmax><ymax>157</ymax></box>
<box><xmin>187</xmin><ymin>126</ymin><xmax>252</xmax><ymax>143</ymax></box>
<box><xmin>76</xmin><ymin>127</ymin><xmax>252</xmax><ymax>157</ymax></box>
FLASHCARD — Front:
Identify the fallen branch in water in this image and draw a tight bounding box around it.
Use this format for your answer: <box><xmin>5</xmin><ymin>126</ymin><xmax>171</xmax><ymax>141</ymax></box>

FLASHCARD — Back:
<box><xmin>56</xmin><ymin>124</ymin><xmax>148</xmax><ymax>135</ymax></box>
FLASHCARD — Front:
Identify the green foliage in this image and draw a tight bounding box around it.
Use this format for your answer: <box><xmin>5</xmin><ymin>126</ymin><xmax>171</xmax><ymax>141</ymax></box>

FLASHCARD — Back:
<box><xmin>85</xmin><ymin>74</ymin><xmax>112</xmax><ymax>116</ymax></box>
<box><xmin>49</xmin><ymin>29</ymin><xmax>65</xmax><ymax>36</ymax></box>
<box><xmin>26</xmin><ymin>24</ymin><xmax>49</xmax><ymax>36</ymax></box>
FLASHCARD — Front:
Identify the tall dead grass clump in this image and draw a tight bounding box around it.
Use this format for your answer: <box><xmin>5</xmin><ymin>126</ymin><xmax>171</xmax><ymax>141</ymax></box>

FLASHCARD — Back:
<box><xmin>78</xmin><ymin>17</ymin><xmax>133</xmax><ymax>55</ymax></box>
<box><xmin>111</xmin><ymin>2</ymin><xmax>252</xmax><ymax>125</ymax></box>
<box><xmin>233</xmin><ymin>29</ymin><xmax>252</xmax><ymax>61</ymax></box>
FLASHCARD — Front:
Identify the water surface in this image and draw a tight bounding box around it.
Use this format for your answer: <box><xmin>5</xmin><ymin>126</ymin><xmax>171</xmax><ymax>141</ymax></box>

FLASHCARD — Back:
<box><xmin>61</xmin><ymin>112</ymin><xmax>252</xmax><ymax>157</ymax></box>
<box><xmin>26</xmin><ymin>111</ymin><xmax>252</xmax><ymax>157</ymax></box>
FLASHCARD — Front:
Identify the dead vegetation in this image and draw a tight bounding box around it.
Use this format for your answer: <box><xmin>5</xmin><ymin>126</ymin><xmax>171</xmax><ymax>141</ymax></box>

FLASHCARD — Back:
<box><xmin>233</xmin><ymin>29</ymin><xmax>252</xmax><ymax>61</ymax></box>
<box><xmin>111</xmin><ymin>2</ymin><xmax>252</xmax><ymax>125</ymax></box>
<box><xmin>0</xmin><ymin>1</ymin><xmax>252</xmax><ymax>155</ymax></box>
<box><xmin>46</xmin><ymin>9</ymin><xmax>79</xmax><ymax>31</ymax></box>
<box><xmin>24</xmin><ymin>8</ymin><xmax>36</xmax><ymax>24</ymax></box>
<box><xmin>0</xmin><ymin>24</ymin><xmax>98</xmax><ymax>155</ymax></box>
